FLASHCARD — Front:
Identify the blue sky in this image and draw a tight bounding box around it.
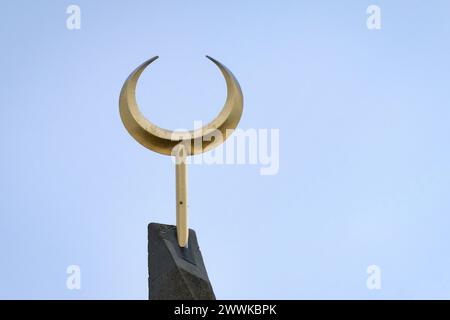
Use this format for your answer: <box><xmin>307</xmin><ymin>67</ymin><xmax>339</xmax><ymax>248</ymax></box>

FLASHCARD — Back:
<box><xmin>0</xmin><ymin>1</ymin><xmax>449</xmax><ymax>299</ymax></box>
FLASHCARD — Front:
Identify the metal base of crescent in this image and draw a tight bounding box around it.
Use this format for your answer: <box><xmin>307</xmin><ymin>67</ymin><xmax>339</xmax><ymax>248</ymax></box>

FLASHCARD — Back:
<box><xmin>148</xmin><ymin>223</ymin><xmax>216</xmax><ymax>300</ymax></box>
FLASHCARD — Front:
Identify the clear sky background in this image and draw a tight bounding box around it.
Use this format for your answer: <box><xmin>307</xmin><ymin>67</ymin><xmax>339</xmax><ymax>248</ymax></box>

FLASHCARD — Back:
<box><xmin>1</xmin><ymin>1</ymin><xmax>449</xmax><ymax>299</ymax></box>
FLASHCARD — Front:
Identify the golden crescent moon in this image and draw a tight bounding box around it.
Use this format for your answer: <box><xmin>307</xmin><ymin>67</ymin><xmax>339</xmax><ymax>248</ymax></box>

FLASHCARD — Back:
<box><xmin>119</xmin><ymin>56</ymin><xmax>244</xmax><ymax>156</ymax></box>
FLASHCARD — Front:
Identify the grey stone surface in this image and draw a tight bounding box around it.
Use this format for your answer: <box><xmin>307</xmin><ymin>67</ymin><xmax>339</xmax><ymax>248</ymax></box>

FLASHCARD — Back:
<box><xmin>148</xmin><ymin>223</ymin><xmax>216</xmax><ymax>300</ymax></box>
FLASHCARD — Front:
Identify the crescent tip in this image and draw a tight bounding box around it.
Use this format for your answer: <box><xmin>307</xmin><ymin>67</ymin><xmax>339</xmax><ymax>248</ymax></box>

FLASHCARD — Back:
<box><xmin>205</xmin><ymin>55</ymin><xmax>230</xmax><ymax>72</ymax></box>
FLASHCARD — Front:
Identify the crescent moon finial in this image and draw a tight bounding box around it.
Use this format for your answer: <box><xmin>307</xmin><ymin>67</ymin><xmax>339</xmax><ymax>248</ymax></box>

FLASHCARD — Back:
<box><xmin>119</xmin><ymin>56</ymin><xmax>244</xmax><ymax>248</ymax></box>
<box><xmin>119</xmin><ymin>56</ymin><xmax>243</xmax><ymax>156</ymax></box>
